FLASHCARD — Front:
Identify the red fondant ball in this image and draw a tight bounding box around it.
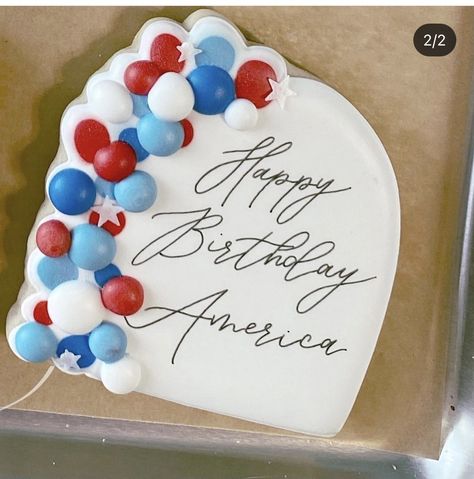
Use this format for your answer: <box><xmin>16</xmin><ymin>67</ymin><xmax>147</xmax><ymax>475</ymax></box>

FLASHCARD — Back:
<box><xmin>89</xmin><ymin>210</ymin><xmax>126</xmax><ymax>236</ymax></box>
<box><xmin>124</xmin><ymin>60</ymin><xmax>162</xmax><ymax>95</ymax></box>
<box><xmin>33</xmin><ymin>300</ymin><xmax>53</xmax><ymax>326</ymax></box>
<box><xmin>74</xmin><ymin>119</ymin><xmax>110</xmax><ymax>163</ymax></box>
<box><xmin>36</xmin><ymin>220</ymin><xmax>71</xmax><ymax>257</ymax></box>
<box><xmin>101</xmin><ymin>276</ymin><xmax>144</xmax><ymax>316</ymax></box>
<box><xmin>94</xmin><ymin>141</ymin><xmax>137</xmax><ymax>182</ymax></box>
<box><xmin>180</xmin><ymin>119</ymin><xmax>194</xmax><ymax>147</ymax></box>
<box><xmin>235</xmin><ymin>60</ymin><xmax>277</xmax><ymax>108</ymax></box>
<box><xmin>150</xmin><ymin>34</ymin><xmax>184</xmax><ymax>73</ymax></box>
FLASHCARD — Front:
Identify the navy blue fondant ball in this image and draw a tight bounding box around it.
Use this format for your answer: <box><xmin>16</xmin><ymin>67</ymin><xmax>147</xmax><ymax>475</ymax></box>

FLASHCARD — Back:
<box><xmin>48</xmin><ymin>168</ymin><xmax>96</xmax><ymax>215</ymax></box>
<box><xmin>187</xmin><ymin>65</ymin><xmax>235</xmax><ymax>115</ymax></box>
<box><xmin>56</xmin><ymin>335</ymin><xmax>96</xmax><ymax>368</ymax></box>
<box><xmin>94</xmin><ymin>263</ymin><xmax>122</xmax><ymax>288</ymax></box>
<box><xmin>119</xmin><ymin>127</ymin><xmax>149</xmax><ymax>162</ymax></box>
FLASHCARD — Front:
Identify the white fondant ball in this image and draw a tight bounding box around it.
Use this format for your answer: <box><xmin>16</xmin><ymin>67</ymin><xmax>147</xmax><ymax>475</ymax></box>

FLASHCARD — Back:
<box><xmin>224</xmin><ymin>98</ymin><xmax>258</xmax><ymax>130</ymax></box>
<box><xmin>48</xmin><ymin>280</ymin><xmax>105</xmax><ymax>335</ymax></box>
<box><xmin>90</xmin><ymin>80</ymin><xmax>133</xmax><ymax>123</ymax></box>
<box><xmin>101</xmin><ymin>356</ymin><xmax>141</xmax><ymax>394</ymax></box>
<box><xmin>147</xmin><ymin>72</ymin><xmax>195</xmax><ymax>122</ymax></box>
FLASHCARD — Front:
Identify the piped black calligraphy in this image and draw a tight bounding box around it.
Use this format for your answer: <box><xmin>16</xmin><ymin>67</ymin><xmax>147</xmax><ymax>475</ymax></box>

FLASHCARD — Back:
<box><xmin>195</xmin><ymin>137</ymin><xmax>351</xmax><ymax>225</ymax></box>
<box><xmin>128</xmin><ymin>137</ymin><xmax>377</xmax><ymax>363</ymax></box>
<box><xmin>125</xmin><ymin>289</ymin><xmax>348</xmax><ymax>364</ymax></box>
<box><xmin>132</xmin><ymin>208</ymin><xmax>376</xmax><ymax>314</ymax></box>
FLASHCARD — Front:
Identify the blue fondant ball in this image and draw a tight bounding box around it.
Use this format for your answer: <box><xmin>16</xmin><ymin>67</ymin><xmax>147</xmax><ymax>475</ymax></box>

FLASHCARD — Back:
<box><xmin>187</xmin><ymin>65</ymin><xmax>235</xmax><ymax>115</ymax></box>
<box><xmin>56</xmin><ymin>335</ymin><xmax>96</xmax><ymax>368</ymax></box>
<box><xmin>119</xmin><ymin>127</ymin><xmax>149</xmax><ymax>162</ymax></box>
<box><xmin>89</xmin><ymin>322</ymin><xmax>127</xmax><ymax>364</ymax></box>
<box><xmin>37</xmin><ymin>255</ymin><xmax>79</xmax><ymax>290</ymax></box>
<box><xmin>69</xmin><ymin>224</ymin><xmax>116</xmax><ymax>271</ymax></box>
<box><xmin>196</xmin><ymin>36</ymin><xmax>235</xmax><ymax>71</ymax></box>
<box><xmin>95</xmin><ymin>177</ymin><xmax>116</xmax><ymax>200</ymax></box>
<box><xmin>137</xmin><ymin>114</ymin><xmax>184</xmax><ymax>157</ymax></box>
<box><xmin>94</xmin><ymin>263</ymin><xmax>121</xmax><ymax>288</ymax></box>
<box><xmin>131</xmin><ymin>93</ymin><xmax>151</xmax><ymax>118</ymax></box>
<box><xmin>15</xmin><ymin>322</ymin><xmax>57</xmax><ymax>362</ymax></box>
<box><xmin>114</xmin><ymin>171</ymin><xmax>157</xmax><ymax>212</ymax></box>
<box><xmin>48</xmin><ymin>168</ymin><xmax>96</xmax><ymax>215</ymax></box>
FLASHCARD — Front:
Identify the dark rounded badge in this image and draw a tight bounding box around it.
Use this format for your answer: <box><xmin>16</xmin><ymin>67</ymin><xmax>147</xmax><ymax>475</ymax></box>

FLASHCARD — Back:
<box><xmin>414</xmin><ymin>24</ymin><xmax>456</xmax><ymax>56</ymax></box>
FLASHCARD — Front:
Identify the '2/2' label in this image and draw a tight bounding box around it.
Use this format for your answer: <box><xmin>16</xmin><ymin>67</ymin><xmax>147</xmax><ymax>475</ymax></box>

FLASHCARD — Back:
<box><xmin>414</xmin><ymin>24</ymin><xmax>456</xmax><ymax>57</ymax></box>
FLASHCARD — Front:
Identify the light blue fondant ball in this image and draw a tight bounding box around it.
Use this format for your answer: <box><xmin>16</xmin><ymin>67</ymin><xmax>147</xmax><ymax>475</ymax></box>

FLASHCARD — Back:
<box><xmin>136</xmin><ymin>114</ymin><xmax>184</xmax><ymax>157</ymax></box>
<box><xmin>37</xmin><ymin>255</ymin><xmax>79</xmax><ymax>290</ymax></box>
<box><xmin>131</xmin><ymin>93</ymin><xmax>151</xmax><ymax>118</ymax></box>
<box><xmin>48</xmin><ymin>168</ymin><xmax>96</xmax><ymax>215</ymax></box>
<box><xmin>89</xmin><ymin>322</ymin><xmax>127</xmax><ymax>363</ymax></box>
<box><xmin>95</xmin><ymin>176</ymin><xmax>116</xmax><ymax>200</ymax></box>
<box><xmin>187</xmin><ymin>65</ymin><xmax>235</xmax><ymax>115</ymax></box>
<box><xmin>15</xmin><ymin>322</ymin><xmax>57</xmax><ymax>362</ymax></box>
<box><xmin>114</xmin><ymin>171</ymin><xmax>157</xmax><ymax>212</ymax></box>
<box><xmin>69</xmin><ymin>224</ymin><xmax>116</xmax><ymax>271</ymax></box>
<box><xmin>119</xmin><ymin>127</ymin><xmax>149</xmax><ymax>162</ymax></box>
<box><xmin>196</xmin><ymin>36</ymin><xmax>235</xmax><ymax>71</ymax></box>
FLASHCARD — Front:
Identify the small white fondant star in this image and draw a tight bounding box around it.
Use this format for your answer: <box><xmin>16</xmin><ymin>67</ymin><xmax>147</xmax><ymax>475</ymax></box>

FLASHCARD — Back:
<box><xmin>57</xmin><ymin>349</ymin><xmax>81</xmax><ymax>370</ymax></box>
<box><xmin>92</xmin><ymin>196</ymin><xmax>124</xmax><ymax>227</ymax></box>
<box><xmin>265</xmin><ymin>75</ymin><xmax>297</xmax><ymax>109</ymax></box>
<box><xmin>177</xmin><ymin>42</ymin><xmax>202</xmax><ymax>63</ymax></box>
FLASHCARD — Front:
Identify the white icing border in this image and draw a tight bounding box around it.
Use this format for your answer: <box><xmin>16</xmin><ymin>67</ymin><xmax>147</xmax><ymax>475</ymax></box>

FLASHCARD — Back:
<box><xmin>6</xmin><ymin>11</ymin><xmax>292</xmax><ymax>378</ymax></box>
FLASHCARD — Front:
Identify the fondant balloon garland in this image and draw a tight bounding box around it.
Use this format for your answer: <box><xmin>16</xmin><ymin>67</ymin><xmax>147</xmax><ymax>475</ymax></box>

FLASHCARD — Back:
<box><xmin>9</xmin><ymin>16</ymin><xmax>296</xmax><ymax>394</ymax></box>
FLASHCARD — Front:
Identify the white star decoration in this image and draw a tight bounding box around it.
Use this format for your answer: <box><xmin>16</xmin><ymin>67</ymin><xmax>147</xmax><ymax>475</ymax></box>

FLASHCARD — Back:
<box><xmin>92</xmin><ymin>196</ymin><xmax>124</xmax><ymax>227</ymax></box>
<box><xmin>177</xmin><ymin>42</ymin><xmax>202</xmax><ymax>63</ymax></box>
<box><xmin>265</xmin><ymin>75</ymin><xmax>297</xmax><ymax>109</ymax></box>
<box><xmin>56</xmin><ymin>350</ymin><xmax>81</xmax><ymax>370</ymax></box>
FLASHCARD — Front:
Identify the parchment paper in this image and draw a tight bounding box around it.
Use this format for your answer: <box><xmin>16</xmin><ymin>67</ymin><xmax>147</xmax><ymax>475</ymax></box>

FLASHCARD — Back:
<box><xmin>1</xmin><ymin>6</ymin><xmax>473</xmax><ymax>459</ymax></box>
